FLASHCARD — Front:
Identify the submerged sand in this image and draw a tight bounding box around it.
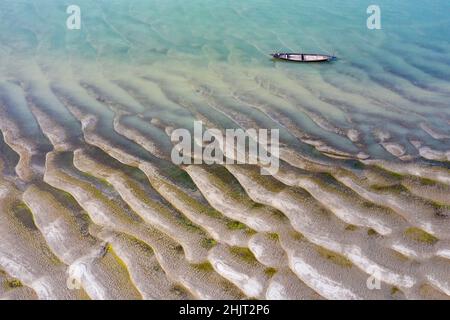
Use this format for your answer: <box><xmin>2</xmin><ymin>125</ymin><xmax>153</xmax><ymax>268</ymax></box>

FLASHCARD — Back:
<box><xmin>0</xmin><ymin>58</ymin><xmax>449</xmax><ymax>300</ymax></box>
<box><xmin>0</xmin><ymin>0</ymin><xmax>449</xmax><ymax>300</ymax></box>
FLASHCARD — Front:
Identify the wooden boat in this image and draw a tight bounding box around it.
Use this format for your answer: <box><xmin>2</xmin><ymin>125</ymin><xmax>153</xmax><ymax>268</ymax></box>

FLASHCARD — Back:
<box><xmin>271</xmin><ymin>53</ymin><xmax>335</xmax><ymax>62</ymax></box>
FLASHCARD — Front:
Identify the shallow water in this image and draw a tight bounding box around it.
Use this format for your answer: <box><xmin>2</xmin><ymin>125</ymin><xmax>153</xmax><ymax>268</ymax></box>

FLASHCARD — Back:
<box><xmin>0</xmin><ymin>0</ymin><xmax>448</xmax><ymax>158</ymax></box>
<box><xmin>0</xmin><ymin>0</ymin><xmax>449</xmax><ymax>300</ymax></box>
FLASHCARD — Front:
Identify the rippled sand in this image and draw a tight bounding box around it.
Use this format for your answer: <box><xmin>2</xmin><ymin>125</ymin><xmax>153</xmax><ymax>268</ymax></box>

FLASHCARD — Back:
<box><xmin>0</xmin><ymin>0</ymin><xmax>449</xmax><ymax>300</ymax></box>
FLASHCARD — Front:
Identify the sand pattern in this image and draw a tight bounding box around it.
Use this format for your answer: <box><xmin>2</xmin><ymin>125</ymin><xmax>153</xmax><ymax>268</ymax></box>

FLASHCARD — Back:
<box><xmin>0</xmin><ymin>0</ymin><xmax>449</xmax><ymax>300</ymax></box>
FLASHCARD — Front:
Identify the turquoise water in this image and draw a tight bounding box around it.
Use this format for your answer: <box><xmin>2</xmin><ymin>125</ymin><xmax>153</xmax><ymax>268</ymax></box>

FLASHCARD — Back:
<box><xmin>0</xmin><ymin>0</ymin><xmax>449</xmax><ymax>160</ymax></box>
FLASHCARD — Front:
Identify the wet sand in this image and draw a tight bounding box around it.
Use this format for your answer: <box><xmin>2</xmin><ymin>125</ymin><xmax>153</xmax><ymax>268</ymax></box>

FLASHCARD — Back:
<box><xmin>0</xmin><ymin>0</ymin><xmax>449</xmax><ymax>300</ymax></box>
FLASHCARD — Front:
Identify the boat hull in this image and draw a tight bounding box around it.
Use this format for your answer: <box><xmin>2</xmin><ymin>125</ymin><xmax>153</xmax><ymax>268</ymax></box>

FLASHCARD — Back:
<box><xmin>271</xmin><ymin>53</ymin><xmax>335</xmax><ymax>62</ymax></box>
